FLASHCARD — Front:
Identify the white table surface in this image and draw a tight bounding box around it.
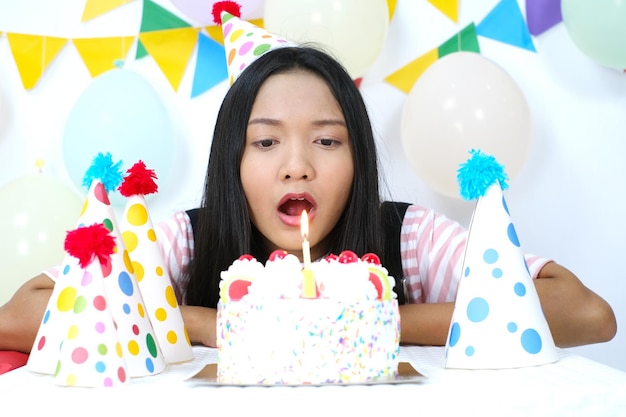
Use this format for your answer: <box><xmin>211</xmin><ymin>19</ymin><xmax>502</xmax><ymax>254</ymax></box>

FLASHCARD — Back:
<box><xmin>2</xmin><ymin>345</ymin><xmax>625</xmax><ymax>416</ymax></box>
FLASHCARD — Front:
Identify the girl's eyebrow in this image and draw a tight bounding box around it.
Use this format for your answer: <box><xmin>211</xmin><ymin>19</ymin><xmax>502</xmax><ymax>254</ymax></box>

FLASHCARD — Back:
<box><xmin>248</xmin><ymin>117</ymin><xmax>346</xmax><ymax>127</ymax></box>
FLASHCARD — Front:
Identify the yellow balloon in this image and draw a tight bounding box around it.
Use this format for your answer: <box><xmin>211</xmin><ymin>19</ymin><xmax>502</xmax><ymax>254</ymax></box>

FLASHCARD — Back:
<box><xmin>0</xmin><ymin>174</ymin><xmax>82</xmax><ymax>304</ymax></box>
<box><xmin>401</xmin><ymin>52</ymin><xmax>532</xmax><ymax>199</ymax></box>
<box><xmin>263</xmin><ymin>0</ymin><xmax>389</xmax><ymax>78</ymax></box>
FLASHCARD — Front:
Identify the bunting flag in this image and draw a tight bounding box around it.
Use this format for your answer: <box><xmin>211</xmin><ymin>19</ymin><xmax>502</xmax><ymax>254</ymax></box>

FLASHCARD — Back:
<box><xmin>81</xmin><ymin>0</ymin><xmax>136</xmax><ymax>22</ymax></box>
<box><xmin>72</xmin><ymin>36</ymin><xmax>135</xmax><ymax>77</ymax></box>
<box><xmin>476</xmin><ymin>0</ymin><xmax>536</xmax><ymax>52</ymax></box>
<box><xmin>137</xmin><ymin>0</ymin><xmax>192</xmax><ymax>59</ymax></box>
<box><xmin>191</xmin><ymin>32</ymin><xmax>228</xmax><ymax>97</ymax></box>
<box><xmin>385</xmin><ymin>23</ymin><xmax>480</xmax><ymax>94</ymax></box>
<box><xmin>387</xmin><ymin>0</ymin><xmax>398</xmax><ymax>21</ymax></box>
<box><xmin>139</xmin><ymin>27</ymin><xmax>199</xmax><ymax>91</ymax></box>
<box><xmin>526</xmin><ymin>0</ymin><xmax>562</xmax><ymax>36</ymax></box>
<box><xmin>427</xmin><ymin>0</ymin><xmax>459</xmax><ymax>23</ymax></box>
<box><xmin>6</xmin><ymin>34</ymin><xmax>68</xmax><ymax>89</ymax></box>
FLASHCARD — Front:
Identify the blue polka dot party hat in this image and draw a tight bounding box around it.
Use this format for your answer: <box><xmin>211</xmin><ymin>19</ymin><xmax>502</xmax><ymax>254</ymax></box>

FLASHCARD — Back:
<box><xmin>27</xmin><ymin>153</ymin><xmax>167</xmax><ymax>378</ymax></box>
<box><xmin>118</xmin><ymin>161</ymin><xmax>193</xmax><ymax>364</ymax></box>
<box><xmin>444</xmin><ymin>150</ymin><xmax>558</xmax><ymax>369</ymax></box>
<box><xmin>213</xmin><ymin>1</ymin><xmax>294</xmax><ymax>85</ymax></box>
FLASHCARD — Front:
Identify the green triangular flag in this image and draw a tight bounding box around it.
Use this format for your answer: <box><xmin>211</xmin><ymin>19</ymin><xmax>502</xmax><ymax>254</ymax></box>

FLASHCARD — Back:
<box><xmin>136</xmin><ymin>0</ymin><xmax>192</xmax><ymax>59</ymax></box>
<box><xmin>438</xmin><ymin>22</ymin><xmax>481</xmax><ymax>58</ymax></box>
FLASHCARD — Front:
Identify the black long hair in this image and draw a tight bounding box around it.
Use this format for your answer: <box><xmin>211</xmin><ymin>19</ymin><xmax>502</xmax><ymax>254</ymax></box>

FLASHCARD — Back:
<box><xmin>185</xmin><ymin>46</ymin><xmax>385</xmax><ymax>308</ymax></box>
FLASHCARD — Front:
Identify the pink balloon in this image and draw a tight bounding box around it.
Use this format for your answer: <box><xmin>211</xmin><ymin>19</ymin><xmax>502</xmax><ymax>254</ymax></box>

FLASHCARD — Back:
<box><xmin>170</xmin><ymin>0</ymin><xmax>265</xmax><ymax>25</ymax></box>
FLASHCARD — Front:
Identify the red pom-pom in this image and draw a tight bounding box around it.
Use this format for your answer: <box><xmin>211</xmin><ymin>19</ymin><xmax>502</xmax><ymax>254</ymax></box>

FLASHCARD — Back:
<box><xmin>64</xmin><ymin>223</ymin><xmax>116</xmax><ymax>269</ymax></box>
<box><xmin>212</xmin><ymin>1</ymin><xmax>241</xmax><ymax>25</ymax></box>
<box><xmin>118</xmin><ymin>160</ymin><xmax>158</xmax><ymax>197</ymax></box>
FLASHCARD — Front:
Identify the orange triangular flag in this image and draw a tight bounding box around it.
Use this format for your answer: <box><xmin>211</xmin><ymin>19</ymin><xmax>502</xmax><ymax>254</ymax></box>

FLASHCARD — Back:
<box><xmin>7</xmin><ymin>33</ymin><xmax>68</xmax><ymax>89</ymax></box>
<box><xmin>384</xmin><ymin>48</ymin><xmax>439</xmax><ymax>94</ymax></box>
<box><xmin>82</xmin><ymin>0</ymin><xmax>136</xmax><ymax>22</ymax></box>
<box><xmin>73</xmin><ymin>36</ymin><xmax>135</xmax><ymax>77</ymax></box>
<box><xmin>139</xmin><ymin>27</ymin><xmax>199</xmax><ymax>91</ymax></box>
<box><xmin>427</xmin><ymin>0</ymin><xmax>459</xmax><ymax>23</ymax></box>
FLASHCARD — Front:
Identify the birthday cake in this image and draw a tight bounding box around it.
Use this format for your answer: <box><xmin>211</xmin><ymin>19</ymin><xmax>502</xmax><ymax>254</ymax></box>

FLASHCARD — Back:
<box><xmin>216</xmin><ymin>249</ymin><xmax>401</xmax><ymax>384</ymax></box>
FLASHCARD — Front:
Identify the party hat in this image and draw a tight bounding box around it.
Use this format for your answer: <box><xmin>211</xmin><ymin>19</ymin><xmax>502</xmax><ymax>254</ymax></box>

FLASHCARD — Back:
<box><xmin>444</xmin><ymin>150</ymin><xmax>558</xmax><ymax>369</ymax></box>
<box><xmin>28</xmin><ymin>153</ymin><xmax>166</xmax><ymax>377</ymax></box>
<box><xmin>212</xmin><ymin>1</ymin><xmax>294</xmax><ymax>84</ymax></box>
<box><xmin>54</xmin><ymin>224</ymin><xmax>128</xmax><ymax>387</ymax></box>
<box><xmin>118</xmin><ymin>161</ymin><xmax>193</xmax><ymax>363</ymax></box>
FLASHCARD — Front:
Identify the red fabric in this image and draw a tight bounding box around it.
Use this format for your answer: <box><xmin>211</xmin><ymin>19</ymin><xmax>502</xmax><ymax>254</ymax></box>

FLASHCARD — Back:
<box><xmin>0</xmin><ymin>351</ymin><xmax>29</xmax><ymax>375</ymax></box>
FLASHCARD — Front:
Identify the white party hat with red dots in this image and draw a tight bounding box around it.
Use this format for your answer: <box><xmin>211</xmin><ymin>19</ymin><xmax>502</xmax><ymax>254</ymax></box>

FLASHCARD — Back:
<box><xmin>54</xmin><ymin>223</ymin><xmax>129</xmax><ymax>387</ymax></box>
<box><xmin>118</xmin><ymin>161</ymin><xmax>193</xmax><ymax>363</ymax></box>
<box><xmin>212</xmin><ymin>1</ymin><xmax>294</xmax><ymax>85</ymax></box>
<box><xmin>27</xmin><ymin>153</ymin><xmax>166</xmax><ymax>377</ymax></box>
<box><xmin>445</xmin><ymin>150</ymin><xmax>558</xmax><ymax>369</ymax></box>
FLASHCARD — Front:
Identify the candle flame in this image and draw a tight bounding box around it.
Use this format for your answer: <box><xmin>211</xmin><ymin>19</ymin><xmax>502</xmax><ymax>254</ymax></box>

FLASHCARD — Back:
<box><xmin>300</xmin><ymin>210</ymin><xmax>309</xmax><ymax>240</ymax></box>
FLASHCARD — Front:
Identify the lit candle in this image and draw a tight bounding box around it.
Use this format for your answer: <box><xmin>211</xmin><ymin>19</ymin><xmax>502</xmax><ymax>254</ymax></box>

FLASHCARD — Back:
<box><xmin>300</xmin><ymin>210</ymin><xmax>316</xmax><ymax>298</ymax></box>
<box><xmin>300</xmin><ymin>210</ymin><xmax>311</xmax><ymax>269</ymax></box>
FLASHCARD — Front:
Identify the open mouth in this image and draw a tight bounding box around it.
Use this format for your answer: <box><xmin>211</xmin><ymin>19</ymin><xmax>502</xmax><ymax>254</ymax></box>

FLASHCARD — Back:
<box><xmin>278</xmin><ymin>197</ymin><xmax>314</xmax><ymax>217</ymax></box>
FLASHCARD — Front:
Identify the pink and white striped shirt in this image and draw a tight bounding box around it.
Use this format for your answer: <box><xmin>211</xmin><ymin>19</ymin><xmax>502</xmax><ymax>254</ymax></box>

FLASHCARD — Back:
<box><xmin>46</xmin><ymin>205</ymin><xmax>551</xmax><ymax>305</ymax></box>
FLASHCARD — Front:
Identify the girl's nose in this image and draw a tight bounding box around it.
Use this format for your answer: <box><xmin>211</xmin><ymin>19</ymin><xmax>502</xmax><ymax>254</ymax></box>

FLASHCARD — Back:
<box><xmin>280</xmin><ymin>144</ymin><xmax>314</xmax><ymax>181</ymax></box>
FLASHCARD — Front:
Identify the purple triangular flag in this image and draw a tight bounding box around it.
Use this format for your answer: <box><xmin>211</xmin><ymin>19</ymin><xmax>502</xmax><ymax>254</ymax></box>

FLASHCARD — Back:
<box><xmin>526</xmin><ymin>0</ymin><xmax>562</xmax><ymax>36</ymax></box>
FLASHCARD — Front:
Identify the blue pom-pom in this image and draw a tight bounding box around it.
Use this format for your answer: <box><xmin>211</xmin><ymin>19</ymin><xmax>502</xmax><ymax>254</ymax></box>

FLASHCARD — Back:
<box><xmin>81</xmin><ymin>152</ymin><xmax>124</xmax><ymax>192</ymax></box>
<box><xmin>457</xmin><ymin>149</ymin><xmax>509</xmax><ymax>200</ymax></box>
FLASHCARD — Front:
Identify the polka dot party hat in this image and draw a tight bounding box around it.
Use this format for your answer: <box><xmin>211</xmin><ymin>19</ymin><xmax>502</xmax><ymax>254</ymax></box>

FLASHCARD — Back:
<box><xmin>212</xmin><ymin>1</ymin><xmax>294</xmax><ymax>85</ymax></box>
<box><xmin>118</xmin><ymin>161</ymin><xmax>193</xmax><ymax>364</ymax></box>
<box><xmin>27</xmin><ymin>153</ymin><xmax>167</xmax><ymax>378</ymax></box>
<box><xmin>444</xmin><ymin>150</ymin><xmax>558</xmax><ymax>369</ymax></box>
<box><xmin>54</xmin><ymin>223</ymin><xmax>128</xmax><ymax>387</ymax></box>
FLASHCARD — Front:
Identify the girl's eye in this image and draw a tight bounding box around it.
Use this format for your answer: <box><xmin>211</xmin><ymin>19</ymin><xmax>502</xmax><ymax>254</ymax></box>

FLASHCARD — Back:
<box><xmin>317</xmin><ymin>138</ymin><xmax>339</xmax><ymax>147</ymax></box>
<box><xmin>255</xmin><ymin>139</ymin><xmax>276</xmax><ymax>148</ymax></box>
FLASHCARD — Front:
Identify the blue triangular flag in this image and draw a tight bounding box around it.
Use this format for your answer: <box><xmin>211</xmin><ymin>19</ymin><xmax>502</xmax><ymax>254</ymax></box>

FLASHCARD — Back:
<box><xmin>191</xmin><ymin>32</ymin><xmax>228</xmax><ymax>98</ymax></box>
<box><xmin>477</xmin><ymin>0</ymin><xmax>536</xmax><ymax>52</ymax></box>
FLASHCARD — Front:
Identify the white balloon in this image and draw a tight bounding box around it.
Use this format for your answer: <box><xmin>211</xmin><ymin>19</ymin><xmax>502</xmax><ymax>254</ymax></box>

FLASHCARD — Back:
<box><xmin>264</xmin><ymin>0</ymin><xmax>389</xmax><ymax>78</ymax></box>
<box><xmin>401</xmin><ymin>52</ymin><xmax>532</xmax><ymax>199</ymax></box>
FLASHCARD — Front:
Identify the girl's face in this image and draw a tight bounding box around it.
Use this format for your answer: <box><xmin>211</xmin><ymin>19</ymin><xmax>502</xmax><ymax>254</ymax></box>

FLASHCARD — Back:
<box><xmin>241</xmin><ymin>70</ymin><xmax>354</xmax><ymax>261</ymax></box>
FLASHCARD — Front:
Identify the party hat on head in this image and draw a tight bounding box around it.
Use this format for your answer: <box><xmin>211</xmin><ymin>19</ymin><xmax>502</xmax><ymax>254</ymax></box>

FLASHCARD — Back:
<box><xmin>212</xmin><ymin>1</ymin><xmax>294</xmax><ymax>84</ymax></box>
<box><xmin>27</xmin><ymin>153</ymin><xmax>166</xmax><ymax>377</ymax></box>
<box><xmin>444</xmin><ymin>150</ymin><xmax>558</xmax><ymax>369</ymax></box>
<box><xmin>54</xmin><ymin>224</ymin><xmax>128</xmax><ymax>387</ymax></box>
<box><xmin>118</xmin><ymin>161</ymin><xmax>193</xmax><ymax>363</ymax></box>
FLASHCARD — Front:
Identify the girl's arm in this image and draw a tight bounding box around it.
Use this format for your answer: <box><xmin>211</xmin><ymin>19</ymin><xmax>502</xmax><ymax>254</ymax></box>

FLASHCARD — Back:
<box><xmin>399</xmin><ymin>261</ymin><xmax>617</xmax><ymax>347</ymax></box>
<box><xmin>0</xmin><ymin>274</ymin><xmax>54</xmax><ymax>352</ymax></box>
<box><xmin>179</xmin><ymin>305</ymin><xmax>218</xmax><ymax>347</ymax></box>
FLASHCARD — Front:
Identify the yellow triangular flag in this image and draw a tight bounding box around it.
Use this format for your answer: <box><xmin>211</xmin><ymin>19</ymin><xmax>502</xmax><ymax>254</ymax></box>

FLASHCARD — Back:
<box><xmin>7</xmin><ymin>33</ymin><xmax>68</xmax><ymax>89</ymax></box>
<box><xmin>139</xmin><ymin>27</ymin><xmax>199</xmax><ymax>91</ymax></box>
<box><xmin>385</xmin><ymin>48</ymin><xmax>439</xmax><ymax>94</ymax></box>
<box><xmin>387</xmin><ymin>0</ymin><xmax>398</xmax><ymax>21</ymax></box>
<box><xmin>82</xmin><ymin>0</ymin><xmax>136</xmax><ymax>22</ymax></box>
<box><xmin>73</xmin><ymin>36</ymin><xmax>135</xmax><ymax>77</ymax></box>
<box><xmin>427</xmin><ymin>0</ymin><xmax>459</xmax><ymax>23</ymax></box>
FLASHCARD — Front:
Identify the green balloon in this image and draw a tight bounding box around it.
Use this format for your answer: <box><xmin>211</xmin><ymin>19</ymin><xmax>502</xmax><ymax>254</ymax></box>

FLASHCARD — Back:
<box><xmin>0</xmin><ymin>174</ymin><xmax>82</xmax><ymax>304</ymax></box>
<box><xmin>562</xmin><ymin>0</ymin><xmax>626</xmax><ymax>70</ymax></box>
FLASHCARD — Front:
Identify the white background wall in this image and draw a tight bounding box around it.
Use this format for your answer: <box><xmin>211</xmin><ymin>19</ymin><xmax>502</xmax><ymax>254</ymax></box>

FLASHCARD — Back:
<box><xmin>0</xmin><ymin>0</ymin><xmax>624</xmax><ymax>371</ymax></box>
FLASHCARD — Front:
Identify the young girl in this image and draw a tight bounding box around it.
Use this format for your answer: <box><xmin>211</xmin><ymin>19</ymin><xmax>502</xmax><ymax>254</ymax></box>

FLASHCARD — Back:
<box><xmin>0</xmin><ymin>46</ymin><xmax>616</xmax><ymax>354</ymax></box>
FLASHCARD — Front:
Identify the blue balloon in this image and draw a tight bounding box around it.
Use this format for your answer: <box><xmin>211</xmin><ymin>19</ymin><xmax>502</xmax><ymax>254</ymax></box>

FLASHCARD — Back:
<box><xmin>63</xmin><ymin>69</ymin><xmax>176</xmax><ymax>206</ymax></box>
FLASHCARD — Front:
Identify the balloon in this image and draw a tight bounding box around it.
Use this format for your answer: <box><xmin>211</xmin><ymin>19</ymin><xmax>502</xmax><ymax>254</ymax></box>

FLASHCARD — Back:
<box><xmin>62</xmin><ymin>69</ymin><xmax>176</xmax><ymax>206</ymax></box>
<box><xmin>561</xmin><ymin>0</ymin><xmax>626</xmax><ymax>70</ymax></box>
<box><xmin>171</xmin><ymin>0</ymin><xmax>266</xmax><ymax>25</ymax></box>
<box><xmin>0</xmin><ymin>174</ymin><xmax>83</xmax><ymax>305</ymax></box>
<box><xmin>401</xmin><ymin>52</ymin><xmax>531</xmax><ymax>199</ymax></box>
<box><xmin>263</xmin><ymin>0</ymin><xmax>389</xmax><ymax>78</ymax></box>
